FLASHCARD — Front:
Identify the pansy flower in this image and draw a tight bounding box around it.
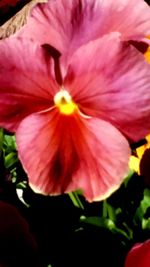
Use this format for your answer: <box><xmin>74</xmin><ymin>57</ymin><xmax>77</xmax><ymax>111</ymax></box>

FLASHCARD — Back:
<box><xmin>1</xmin><ymin>29</ymin><xmax>150</xmax><ymax>201</ymax></box>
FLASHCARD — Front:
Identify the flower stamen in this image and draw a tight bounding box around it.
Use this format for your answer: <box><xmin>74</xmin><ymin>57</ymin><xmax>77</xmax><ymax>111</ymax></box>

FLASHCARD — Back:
<box><xmin>54</xmin><ymin>89</ymin><xmax>78</xmax><ymax>115</ymax></box>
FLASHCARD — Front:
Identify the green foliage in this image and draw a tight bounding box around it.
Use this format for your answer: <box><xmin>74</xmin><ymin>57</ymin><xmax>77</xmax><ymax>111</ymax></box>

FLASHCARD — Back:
<box><xmin>134</xmin><ymin>188</ymin><xmax>150</xmax><ymax>230</ymax></box>
<box><xmin>0</xmin><ymin>128</ymin><xmax>3</xmax><ymax>157</ymax></box>
<box><xmin>2</xmin><ymin>134</ymin><xmax>18</xmax><ymax>168</ymax></box>
<box><xmin>77</xmin><ymin>171</ymin><xmax>150</xmax><ymax>248</ymax></box>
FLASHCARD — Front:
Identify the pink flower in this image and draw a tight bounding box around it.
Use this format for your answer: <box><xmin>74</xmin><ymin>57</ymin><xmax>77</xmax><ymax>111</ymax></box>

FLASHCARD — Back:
<box><xmin>18</xmin><ymin>0</ymin><xmax>150</xmax><ymax>66</ymax></box>
<box><xmin>0</xmin><ymin>29</ymin><xmax>150</xmax><ymax>202</ymax></box>
<box><xmin>125</xmin><ymin>240</ymin><xmax>150</xmax><ymax>267</ymax></box>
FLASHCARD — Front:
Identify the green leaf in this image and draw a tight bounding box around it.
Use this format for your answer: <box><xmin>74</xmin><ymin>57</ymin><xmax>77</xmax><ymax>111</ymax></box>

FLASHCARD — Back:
<box><xmin>80</xmin><ymin>216</ymin><xmax>132</xmax><ymax>240</ymax></box>
<box><xmin>134</xmin><ymin>188</ymin><xmax>150</xmax><ymax>223</ymax></box>
<box><xmin>16</xmin><ymin>182</ymin><xmax>27</xmax><ymax>189</ymax></box>
<box><xmin>124</xmin><ymin>169</ymin><xmax>134</xmax><ymax>187</ymax></box>
<box><xmin>142</xmin><ymin>218</ymin><xmax>150</xmax><ymax>230</ymax></box>
<box><xmin>5</xmin><ymin>152</ymin><xmax>18</xmax><ymax>168</ymax></box>
<box><xmin>68</xmin><ymin>192</ymin><xmax>84</xmax><ymax>209</ymax></box>
<box><xmin>0</xmin><ymin>128</ymin><xmax>3</xmax><ymax>157</ymax></box>
<box><xmin>108</xmin><ymin>204</ymin><xmax>116</xmax><ymax>222</ymax></box>
<box><xmin>102</xmin><ymin>201</ymin><xmax>116</xmax><ymax>222</ymax></box>
<box><xmin>3</xmin><ymin>134</ymin><xmax>16</xmax><ymax>153</ymax></box>
<box><xmin>80</xmin><ymin>216</ymin><xmax>115</xmax><ymax>229</ymax></box>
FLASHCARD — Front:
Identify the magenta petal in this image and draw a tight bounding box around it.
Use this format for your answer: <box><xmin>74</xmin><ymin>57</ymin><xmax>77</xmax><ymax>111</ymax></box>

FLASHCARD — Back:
<box><xmin>19</xmin><ymin>0</ymin><xmax>104</xmax><ymax>69</ymax></box>
<box><xmin>16</xmin><ymin>110</ymin><xmax>130</xmax><ymax>202</ymax></box>
<box><xmin>71</xmin><ymin>117</ymin><xmax>130</xmax><ymax>202</ymax></box>
<box><xmin>19</xmin><ymin>0</ymin><xmax>102</xmax><ymax>55</ymax></box>
<box><xmin>19</xmin><ymin>0</ymin><xmax>150</xmax><ymax>54</ymax></box>
<box><xmin>16</xmin><ymin>110</ymin><xmax>82</xmax><ymax>195</ymax></box>
<box><xmin>125</xmin><ymin>240</ymin><xmax>150</xmax><ymax>267</ymax></box>
<box><xmin>18</xmin><ymin>0</ymin><xmax>150</xmax><ymax>74</ymax></box>
<box><xmin>97</xmin><ymin>0</ymin><xmax>150</xmax><ymax>41</ymax></box>
<box><xmin>0</xmin><ymin>37</ymin><xmax>59</xmax><ymax>131</ymax></box>
<box><xmin>65</xmin><ymin>33</ymin><xmax>150</xmax><ymax>142</ymax></box>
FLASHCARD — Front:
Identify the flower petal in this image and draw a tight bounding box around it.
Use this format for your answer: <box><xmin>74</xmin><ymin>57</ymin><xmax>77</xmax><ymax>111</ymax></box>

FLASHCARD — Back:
<box><xmin>16</xmin><ymin>109</ymin><xmax>130</xmax><ymax>202</ymax></box>
<box><xmin>19</xmin><ymin>0</ymin><xmax>150</xmax><ymax>56</ymax></box>
<box><xmin>16</xmin><ymin>110</ymin><xmax>82</xmax><ymax>195</ymax></box>
<box><xmin>65</xmin><ymin>33</ymin><xmax>150</xmax><ymax>142</ymax></box>
<box><xmin>0</xmin><ymin>37</ymin><xmax>59</xmax><ymax>131</ymax></box>
<box><xmin>18</xmin><ymin>0</ymin><xmax>150</xmax><ymax>75</ymax></box>
<box><xmin>71</xmin><ymin>117</ymin><xmax>130</xmax><ymax>202</ymax></box>
<box><xmin>97</xmin><ymin>0</ymin><xmax>150</xmax><ymax>41</ymax></box>
<box><xmin>19</xmin><ymin>0</ymin><xmax>102</xmax><ymax>53</ymax></box>
<box><xmin>125</xmin><ymin>240</ymin><xmax>150</xmax><ymax>267</ymax></box>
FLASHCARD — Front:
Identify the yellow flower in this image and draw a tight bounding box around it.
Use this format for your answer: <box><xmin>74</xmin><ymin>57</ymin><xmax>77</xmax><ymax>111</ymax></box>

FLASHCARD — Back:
<box><xmin>129</xmin><ymin>134</ymin><xmax>150</xmax><ymax>174</ymax></box>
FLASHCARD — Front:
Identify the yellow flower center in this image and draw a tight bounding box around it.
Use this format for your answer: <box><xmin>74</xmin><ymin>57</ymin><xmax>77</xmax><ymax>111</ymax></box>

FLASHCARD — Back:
<box><xmin>54</xmin><ymin>89</ymin><xmax>78</xmax><ymax>115</ymax></box>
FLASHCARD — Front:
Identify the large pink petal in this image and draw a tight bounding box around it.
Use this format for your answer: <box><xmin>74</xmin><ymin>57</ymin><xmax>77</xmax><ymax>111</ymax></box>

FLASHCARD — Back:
<box><xmin>16</xmin><ymin>109</ymin><xmax>130</xmax><ymax>202</ymax></box>
<box><xmin>19</xmin><ymin>0</ymin><xmax>150</xmax><ymax>58</ymax></box>
<box><xmin>19</xmin><ymin>0</ymin><xmax>104</xmax><ymax>54</ymax></box>
<box><xmin>64</xmin><ymin>33</ymin><xmax>150</xmax><ymax>142</ymax></box>
<box><xmin>70</xmin><ymin>117</ymin><xmax>130</xmax><ymax>202</ymax></box>
<box><xmin>125</xmin><ymin>240</ymin><xmax>150</xmax><ymax>267</ymax></box>
<box><xmin>97</xmin><ymin>0</ymin><xmax>150</xmax><ymax>41</ymax></box>
<box><xmin>0</xmin><ymin>36</ymin><xmax>59</xmax><ymax>131</ymax></box>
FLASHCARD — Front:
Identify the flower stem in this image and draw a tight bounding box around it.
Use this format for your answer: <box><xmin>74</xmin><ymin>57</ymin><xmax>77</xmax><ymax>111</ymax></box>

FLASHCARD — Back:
<box><xmin>103</xmin><ymin>200</ymin><xmax>108</xmax><ymax>218</ymax></box>
<box><xmin>69</xmin><ymin>192</ymin><xmax>84</xmax><ymax>209</ymax></box>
